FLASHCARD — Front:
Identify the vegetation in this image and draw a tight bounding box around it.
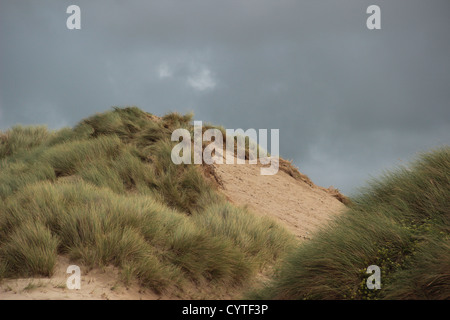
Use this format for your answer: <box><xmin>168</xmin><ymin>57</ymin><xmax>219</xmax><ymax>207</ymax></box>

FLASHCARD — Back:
<box><xmin>249</xmin><ymin>147</ymin><xmax>450</xmax><ymax>300</ymax></box>
<box><xmin>1</xmin><ymin>106</ymin><xmax>447</xmax><ymax>300</ymax></box>
<box><xmin>0</xmin><ymin>107</ymin><xmax>295</xmax><ymax>296</ymax></box>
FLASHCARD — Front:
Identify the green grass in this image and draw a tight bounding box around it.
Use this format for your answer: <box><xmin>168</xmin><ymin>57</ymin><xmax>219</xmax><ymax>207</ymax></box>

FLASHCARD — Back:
<box><xmin>0</xmin><ymin>126</ymin><xmax>50</xmax><ymax>159</ymax></box>
<box><xmin>0</xmin><ymin>107</ymin><xmax>295</xmax><ymax>297</ymax></box>
<box><xmin>248</xmin><ymin>147</ymin><xmax>450</xmax><ymax>300</ymax></box>
<box><xmin>0</xmin><ymin>221</ymin><xmax>59</xmax><ymax>277</ymax></box>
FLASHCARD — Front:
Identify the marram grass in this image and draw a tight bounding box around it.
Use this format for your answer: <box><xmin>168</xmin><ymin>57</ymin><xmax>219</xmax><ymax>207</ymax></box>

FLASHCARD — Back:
<box><xmin>0</xmin><ymin>107</ymin><xmax>295</xmax><ymax>296</ymax></box>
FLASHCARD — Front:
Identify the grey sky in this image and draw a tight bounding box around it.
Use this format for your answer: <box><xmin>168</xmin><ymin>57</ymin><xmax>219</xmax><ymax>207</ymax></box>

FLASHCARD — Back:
<box><xmin>1</xmin><ymin>0</ymin><xmax>449</xmax><ymax>194</ymax></box>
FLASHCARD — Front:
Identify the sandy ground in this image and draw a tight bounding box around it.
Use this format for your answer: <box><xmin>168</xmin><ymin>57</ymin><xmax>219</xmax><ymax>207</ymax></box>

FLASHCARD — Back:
<box><xmin>0</xmin><ymin>256</ymin><xmax>161</xmax><ymax>300</ymax></box>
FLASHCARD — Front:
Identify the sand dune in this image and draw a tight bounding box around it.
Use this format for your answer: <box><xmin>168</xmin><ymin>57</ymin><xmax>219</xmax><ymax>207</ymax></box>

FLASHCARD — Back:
<box><xmin>1</xmin><ymin>152</ymin><xmax>346</xmax><ymax>300</ymax></box>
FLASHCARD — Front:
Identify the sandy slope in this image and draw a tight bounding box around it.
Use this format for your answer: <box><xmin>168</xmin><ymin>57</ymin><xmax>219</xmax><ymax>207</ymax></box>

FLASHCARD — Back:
<box><xmin>211</xmin><ymin>152</ymin><xmax>346</xmax><ymax>240</ymax></box>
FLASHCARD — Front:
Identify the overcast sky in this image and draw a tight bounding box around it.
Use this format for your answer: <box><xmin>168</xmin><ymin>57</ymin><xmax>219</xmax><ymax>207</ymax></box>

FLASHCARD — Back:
<box><xmin>1</xmin><ymin>0</ymin><xmax>449</xmax><ymax>194</ymax></box>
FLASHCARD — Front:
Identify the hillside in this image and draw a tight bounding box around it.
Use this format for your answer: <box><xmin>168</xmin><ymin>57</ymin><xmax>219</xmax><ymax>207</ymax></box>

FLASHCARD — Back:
<box><xmin>0</xmin><ymin>107</ymin><xmax>345</xmax><ymax>300</ymax></box>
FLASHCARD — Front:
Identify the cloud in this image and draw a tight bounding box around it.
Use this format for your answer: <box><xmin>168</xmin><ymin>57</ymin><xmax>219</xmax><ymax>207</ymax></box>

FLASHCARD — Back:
<box><xmin>157</xmin><ymin>58</ymin><xmax>216</xmax><ymax>92</ymax></box>
<box><xmin>187</xmin><ymin>67</ymin><xmax>216</xmax><ymax>91</ymax></box>
<box><xmin>158</xmin><ymin>63</ymin><xmax>172</xmax><ymax>79</ymax></box>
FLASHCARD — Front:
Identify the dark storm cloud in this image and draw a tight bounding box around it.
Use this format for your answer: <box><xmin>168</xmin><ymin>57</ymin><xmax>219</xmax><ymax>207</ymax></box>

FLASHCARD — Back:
<box><xmin>1</xmin><ymin>0</ymin><xmax>449</xmax><ymax>193</ymax></box>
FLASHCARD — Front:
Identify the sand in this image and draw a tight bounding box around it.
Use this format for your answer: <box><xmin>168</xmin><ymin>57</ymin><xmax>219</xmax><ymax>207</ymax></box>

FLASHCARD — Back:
<box><xmin>211</xmin><ymin>147</ymin><xmax>346</xmax><ymax>240</ymax></box>
<box><xmin>0</xmin><ymin>256</ymin><xmax>161</xmax><ymax>300</ymax></box>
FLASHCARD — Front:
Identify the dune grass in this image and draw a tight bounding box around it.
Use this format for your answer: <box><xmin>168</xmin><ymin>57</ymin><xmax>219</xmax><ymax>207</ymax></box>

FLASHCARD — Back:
<box><xmin>0</xmin><ymin>221</ymin><xmax>58</xmax><ymax>277</ymax></box>
<box><xmin>0</xmin><ymin>107</ymin><xmax>295</xmax><ymax>296</ymax></box>
<box><xmin>249</xmin><ymin>147</ymin><xmax>450</xmax><ymax>300</ymax></box>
